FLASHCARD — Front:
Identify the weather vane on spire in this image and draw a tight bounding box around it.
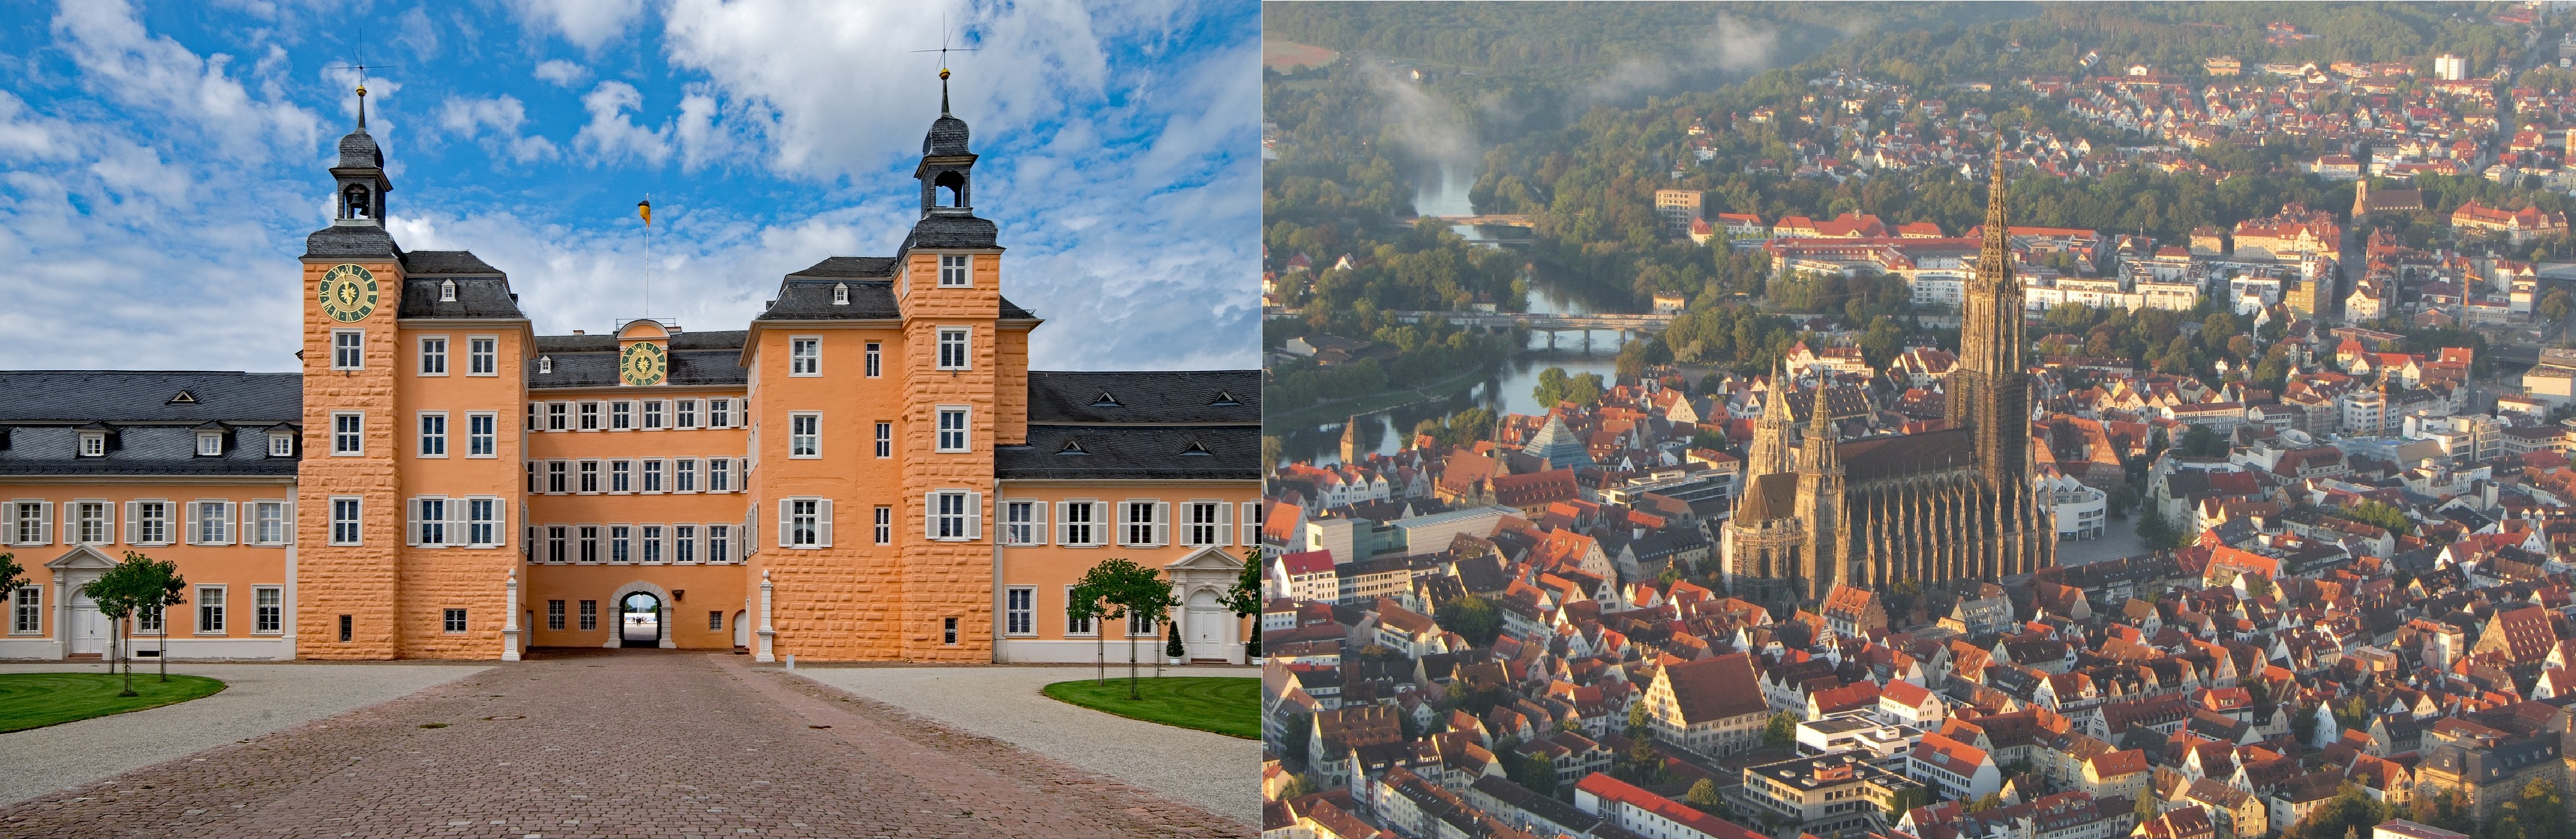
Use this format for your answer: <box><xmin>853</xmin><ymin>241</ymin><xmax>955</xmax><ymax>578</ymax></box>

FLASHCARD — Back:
<box><xmin>323</xmin><ymin>47</ymin><xmax>395</xmax><ymax>130</ymax></box>
<box><xmin>909</xmin><ymin>13</ymin><xmax>978</xmax><ymax>114</ymax></box>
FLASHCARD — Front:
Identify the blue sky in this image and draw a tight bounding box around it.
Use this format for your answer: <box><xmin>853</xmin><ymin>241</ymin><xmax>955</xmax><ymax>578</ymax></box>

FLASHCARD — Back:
<box><xmin>0</xmin><ymin>0</ymin><xmax>1258</xmax><ymax>372</ymax></box>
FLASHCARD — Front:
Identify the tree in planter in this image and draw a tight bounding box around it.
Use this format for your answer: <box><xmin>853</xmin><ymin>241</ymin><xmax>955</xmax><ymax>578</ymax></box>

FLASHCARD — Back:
<box><xmin>1164</xmin><ymin>619</ymin><xmax>1185</xmax><ymax>667</ymax></box>
<box><xmin>1217</xmin><ymin>550</ymin><xmax>1264</xmax><ymax>661</ymax></box>
<box><xmin>80</xmin><ymin>556</ymin><xmax>154</xmax><ymax>698</ymax></box>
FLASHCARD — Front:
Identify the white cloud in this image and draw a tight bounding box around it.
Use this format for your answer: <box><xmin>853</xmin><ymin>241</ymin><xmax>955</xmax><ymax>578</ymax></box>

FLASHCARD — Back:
<box><xmin>49</xmin><ymin>0</ymin><xmax>318</xmax><ymax>162</ymax></box>
<box><xmin>572</xmin><ymin>80</ymin><xmax>670</xmax><ymax>166</ymax></box>
<box><xmin>437</xmin><ymin>94</ymin><xmax>557</xmax><ymax>162</ymax></box>
<box><xmin>532</xmin><ymin>59</ymin><xmax>588</xmax><ymax>87</ymax></box>
<box><xmin>507</xmin><ymin>0</ymin><xmax>645</xmax><ymax>52</ymax></box>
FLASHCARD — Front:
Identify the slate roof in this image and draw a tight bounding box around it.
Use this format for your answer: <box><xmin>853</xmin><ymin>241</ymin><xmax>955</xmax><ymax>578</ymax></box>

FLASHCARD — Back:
<box><xmin>996</xmin><ymin>425</ymin><xmax>1257</xmax><ymax>481</ymax></box>
<box><xmin>528</xmin><ymin>331</ymin><xmax>750</xmax><ymax>389</ymax></box>
<box><xmin>398</xmin><ymin>276</ymin><xmax>525</xmax><ymax>320</ymax></box>
<box><xmin>754</xmin><ymin>272</ymin><xmax>1033</xmax><ymax>322</ymax></box>
<box><xmin>1025</xmin><ymin>370</ymin><xmax>1258</xmax><ymax>425</ymax></box>
<box><xmin>899</xmin><ymin>213</ymin><xmax>1000</xmax><ymax>251</ymax></box>
<box><xmin>0</xmin><ymin>372</ymin><xmax>302</xmax><ymax>478</ymax></box>
<box><xmin>336</xmin><ymin>127</ymin><xmax>382</xmax><ymax>170</ymax></box>
<box><xmin>0</xmin><ymin>372</ymin><xmax>301</xmax><ymax>421</ymax></box>
<box><xmin>923</xmin><ymin>113</ymin><xmax>971</xmax><ymax>156</ymax></box>
<box><xmin>402</xmin><ymin>250</ymin><xmax>503</xmax><ymax>275</ymax></box>
<box><xmin>304</xmin><ymin>223</ymin><xmax>396</xmax><ymax>260</ymax></box>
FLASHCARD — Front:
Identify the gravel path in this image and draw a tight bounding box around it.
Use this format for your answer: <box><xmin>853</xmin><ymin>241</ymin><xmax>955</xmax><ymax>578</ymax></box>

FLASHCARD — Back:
<box><xmin>790</xmin><ymin>663</ymin><xmax>1259</xmax><ymax>826</ymax></box>
<box><xmin>0</xmin><ymin>659</ymin><xmax>486</xmax><ymax>805</ymax></box>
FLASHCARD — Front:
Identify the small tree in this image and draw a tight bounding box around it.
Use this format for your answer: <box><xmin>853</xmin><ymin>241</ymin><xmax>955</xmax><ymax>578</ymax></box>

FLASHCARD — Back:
<box><xmin>0</xmin><ymin>551</ymin><xmax>23</xmax><ymax>607</ymax></box>
<box><xmin>1762</xmin><ymin>711</ymin><xmax>1799</xmax><ymax>750</ymax></box>
<box><xmin>1684</xmin><ymin>779</ymin><xmax>1724</xmax><ymax>813</ymax></box>
<box><xmin>129</xmin><ymin>555</ymin><xmax>185</xmax><ymax>682</ymax></box>
<box><xmin>81</xmin><ymin>556</ymin><xmax>153</xmax><ymax>698</ymax></box>
<box><xmin>1111</xmin><ymin>565</ymin><xmax>1180</xmax><ymax>698</ymax></box>
<box><xmin>1068</xmin><ymin>572</ymin><xmax>1116</xmax><ymax>686</ymax></box>
<box><xmin>1164</xmin><ymin>619</ymin><xmax>1185</xmax><ymax>664</ymax></box>
<box><xmin>1218</xmin><ymin>550</ymin><xmax>1264</xmax><ymax>661</ymax></box>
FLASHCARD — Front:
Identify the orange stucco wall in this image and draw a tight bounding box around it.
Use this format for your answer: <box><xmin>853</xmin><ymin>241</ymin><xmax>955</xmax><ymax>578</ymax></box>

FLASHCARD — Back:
<box><xmin>0</xmin><ymin>483</ymin><xmax>296</xmax><ymax>650</ymax></box>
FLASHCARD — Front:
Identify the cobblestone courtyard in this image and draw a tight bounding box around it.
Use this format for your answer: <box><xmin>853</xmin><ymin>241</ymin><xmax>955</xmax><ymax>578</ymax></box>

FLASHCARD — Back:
<box><xmin>0</xmin><ymin>650</ymin><xmax>1249</xmax><ymax>838</ymax></box>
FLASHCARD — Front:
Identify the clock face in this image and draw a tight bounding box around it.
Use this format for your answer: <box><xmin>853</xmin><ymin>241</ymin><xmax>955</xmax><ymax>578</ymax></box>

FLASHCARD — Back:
<box><xmin>620</xmin><ymin>342</ymin><xmax>668</xmax><ymax>387</ymax></box>
<box><xmin>315</xmin><ymin>264</ymin><xmax>379</xmax><ymax>323</ymax></box>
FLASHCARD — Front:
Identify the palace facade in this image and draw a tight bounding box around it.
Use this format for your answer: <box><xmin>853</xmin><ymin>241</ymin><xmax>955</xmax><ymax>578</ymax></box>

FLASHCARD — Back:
<box><xmin>0</xmin><ymin>84</ymin><xmax>1258</xmax><ymax>663</ymax></box>
<box><xmin>1722</xmin><ymin>161</ymin><xmax>2056</xmax><ymax>607</ymax></box>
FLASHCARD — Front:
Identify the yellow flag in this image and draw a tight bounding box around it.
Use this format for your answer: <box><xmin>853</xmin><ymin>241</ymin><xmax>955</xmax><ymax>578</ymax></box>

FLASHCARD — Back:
<box><xmin>637</xmin><ymin>199</ymin><xmax>652</xmax><ymax>226</ymax></box>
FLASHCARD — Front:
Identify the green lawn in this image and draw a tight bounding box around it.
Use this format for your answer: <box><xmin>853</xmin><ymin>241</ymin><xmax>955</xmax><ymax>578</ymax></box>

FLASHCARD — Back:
<box><xmin>1042</xmin><ymin>676</ymin><xmax>1258</xmax><ymax>739</ymax></box>
<box><xmin>0</xmin><ymin>672</ymin><xmax>226</xmax><ymax>733</ymax></box>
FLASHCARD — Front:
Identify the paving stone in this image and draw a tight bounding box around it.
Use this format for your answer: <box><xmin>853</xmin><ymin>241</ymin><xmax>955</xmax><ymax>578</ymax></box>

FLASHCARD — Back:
<box><xmin>0</xmin><ymin>650</ymin><xmax>1249</xmax><ymax>838</ymax></box>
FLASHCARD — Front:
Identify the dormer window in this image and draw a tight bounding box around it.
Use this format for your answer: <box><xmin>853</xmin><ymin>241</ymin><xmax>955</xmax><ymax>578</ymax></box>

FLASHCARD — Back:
<box><xmin>267</xmin><ymin>433</ymin><xmax>295</xmax><ymax>458</ymax></box>
<box><xmin>440</xmin><ymin>279</ymin><xmax>457</xmax><ymax>302</ymax></box>
<box><xmin>1180</xmin><ymin>439</ymin><xmax>1213</xmax><ymax>456</ymax></box>
<box><xmin>79</xmin><ymin>431</ymin><xmax>106</xmax><ymax>458</ymax></box>
<box><xmin>538</xmin><ymin>356</ymin><xmax>553</xmax><ymax>374</ymax></box>
<box><xmin>196</xmin><ymin>431</ymin><xmax>224</xmax><ymax>457</ymax></box>
<box><xmin>833</xmin><ymin>282</ymin><xmax>850</xmax><ymax>305</ymax></box>
<box><xmin>1090</xmin><ymin>391</ymin><xmax>1120</xmax><ymax>408</ymax></box>
<box><xmin>1057</xmin><ymin>439</ymin><xmax>1088</xmax><ymax>454</ymax></box>
<box><xmin>1209</xmin><ymin>390</ymin><xmax>1241</xmax><ymax>406</ymax></box>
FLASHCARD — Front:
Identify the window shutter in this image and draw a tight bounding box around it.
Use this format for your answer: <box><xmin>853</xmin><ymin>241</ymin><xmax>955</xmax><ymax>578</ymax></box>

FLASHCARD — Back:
<box><xmin>1241</xmin><ymin>502</ymin><xmax>1260</xmax><ymax>548</ymax></box>
<box><xmin>967</xmin><ymin>492</ymin><xmax>982</xmax><ymax>541</ymax></box>
<box><xmin>925</xmin><ymin>493</ymin><xmax>940</xmax><ymax>541</ymax></box>
<box><xmin>1115</xmin><ymin>502</ymin><xmax>1131</xmax><ymax>546</ymax></box>
<box><xmin>1154</xmin><ymin>502</ymin><xmax>1170</xmax><ymax>547</ymax></box>
<box><xmin>817</xmin><ymin>499</ymin><xmax>834</xmax><ymax>548</ymax></box>
<box><xmin>406</xmin><ymin>498</ymin><xmax>421</xmax><ymax>546</ymax></box>
<box><xmin>493</xmin><ymin>501</ymin><xmax>507</xmax><ymax>548</ymax></box>
<box><xmin>125</xmin><ymin>501</ymin><xmax>139</xmax><ymax>544</ymax></box>
<box><xmin>35</xmin><ymin>502</ymin><xmax>51</xmax><ymax>544</ymax></box>
<box><xmin>1057</xmin><ymin>501</ymin><xmax>1073</xmax><ymax>546</ymax></box>
<box><xmin>62</xmin><ymin>502</ymin><xmax>76</xmax><ymax>544</ymax></box>
<box><xmin>184</xmin><ymin>502</ymin><xmax>200</xmax><ymax>546</ymax></box>
<box><xmin>775</xmin><ymin>500</ymin><xmax>791</xmax><ymax>549</ymax></box>
<box><xmin>1216</xmin><ymin>502</ymin><xmax>1233</xmax><ymax>546</ymax></box>
<box><xmin>446</xmin><ymin>500</ymin><xmax>465</xmax><ymax>548</ymax></box>
<box><xmin>221</xmin><ymin>502</ymin><xmax>237</xmax><ymax>545</ymax></box>
<box><xmin>1030</xmin><ymin>499</ymin><xmax>1047</xmax><ymax>545</ymax></box>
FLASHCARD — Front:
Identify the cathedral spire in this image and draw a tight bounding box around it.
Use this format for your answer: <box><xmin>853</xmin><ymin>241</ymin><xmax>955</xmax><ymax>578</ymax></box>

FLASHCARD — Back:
<box><xmin>1802</xmin><ymin>375</ymin><xmax>1839</xmax><ymax>475</ymax></box>
<box><xmin>1746</xmin><ymin>358</ymin><xmax>1794</xmax><ymax>476</ymax></box>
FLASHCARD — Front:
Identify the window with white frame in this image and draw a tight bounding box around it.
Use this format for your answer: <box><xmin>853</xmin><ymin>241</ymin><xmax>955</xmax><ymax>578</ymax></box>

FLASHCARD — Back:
<box><xmin>1003</xmin><ymin>500</ymin><xmax>1042</xmax><ymax>546</ymax></box>
<box><xmin>791</xmin><ymin>337</ymin><xmax>821</xmax><ymax>375</ymax></box>
<box><xmin>419</xmin><ymin>412</ymin><xmax>447</xmax><ymax>457</ymax></box>
<box><xmin>467</xmin><ymin>412</ymin><xmax>497</xmax><ymax>457</ymax></box>
<box><xmin>790</xmin><ymin>414</ymin><xmax>821</xmax><ymax>458</ymax></box>
<box><xmin>546</xmin><ymin>460</ymin><xmax>568</xmax><ymax>494</ymax></box>
<box><xmin>78</xmin><ymin>432</ymin><xmax>105</xmax><ymax>457</ymax></box>
<box><xmin>73</xmin><ymin>501</ymin><xmax>108</xmax><ymax>544</ymax></box>
<box><xmin>1059</xmin><ymin>500</ymin><xmax>1099</xmax><ymax>547</ymax></box>
<box><xmin>708</xmin><ymin>458</ymin><xmax>731</xmax><ymax>492</ymax></box>
<box><xmin>578</xmin><ymin>401</ymin><xmax>601</xmax><ymax>431</ymax></box>
<box><xmin>547</xmin><ymin>526</ymin><xmax>568</xmax><ymax>562</ymax></box>
<box><xmin>137</xmin><ymin>603</ymin><xmax>161</xmax><ymax>634</ymax></box>
<box><xmin>609</xmin><ymin>526</ymin><xmax>632</xmax><ymax>562</ymax></box>
<box><xmin>610</xmin><ymin>460</ymin><xmax>632</xmax><ymax>493</ymax></box>
<box><xmin>874</xmin><ymin>421</ymin><xmax>892</xmax><ymax>458</ymax></box>
<box><xmin>1064</xmin><ymin>585</ymin><xmax>1093</xmax><ymax>636</ymax></box>
<box><xmin>254</xmin><ymin>501</ymin><xmax>287</xmax><ymax>545</ymax></box>
<box><xmin>330</xmin><ymin>498</ymin><xmax>361</xmax><ymax>545</ymax></box>
<box><xmin>642</xmin><ymin>525</ymin><xmax>664</xmax><ymax>563</ymax></box>
<box><xmin>412</xmin><ymin>497</ymin><xmax>448</xmax><ymax>546</ymax></box>
<box><xmin>610</xmin><ymin>400</ymin><xmax>633</xmax><ymax>430</ymax></box>
<box><xmin>865</xmin><ymin>342</ymin><xmax>882</xmax><ymax>377</ymax></box>
<box><xmin>268</xmin><ymin>432</ymin><xmax>294</xmax><ymax>457</ymax></box>
<box><xmin>254</xmin><ymin>587</ymin><xmax>283</xmax><ymax>634</ymax></box>
<box><xmin>332</xmin><ymin>412</ymin><xmax>363</xmax><ymax>455</ymax></box>
<box><xmin>675</xmin><ymin>458</ymin><xmax>697</xmax><ymax>493</ymax></box>
<box><xmin>525</xmin><ymin>402</ymin><xmax>538</xmax><ymax>431</ymax></box>
<box><xmin>133</xmin><ymin>500</ymin><xmax>170</xmax><ymax>545</ymax></box>
<box><xmin>10</xmin><ymin>502</ymin><xmax>48</xmax><ymax>546</ymax></box>
<box><xmin>546</xmin><ymin>402</ymin><xmax>568</xmax><ymax>431</ymax></box>
<box><xmin>708</xmin><ymin>525</ymin><xmax>731</xmax><ymax>563</ymax></box>
<box><xmin>465</xmin><ymin>498</ymin><xmax>499</xmax><ymax>547</ymax></box>
<box><xmin>939</xmin><ymin>253</ymin><xmax>971</xmax><ymax>287</ymax></box>
<box><xmin>1183</xmin><ymin>501</ymin><xmax>1226</xmax><ymax>547</ymax></box>
<box><xmin>783</xmin><ymin>498</ymin><xmax>827</xmax><ymax>548</ymax></box>
<box><xmin>538</xmin><ymin>356</ymin><xmax>552</xmax><ymax>373</ymax></box>
<box><xmin>331</xmin><ymin>329</ymin><xmax>364</xmax><ymax>370</ymax></box>
<box><xmin>468</xmin><ymin>337</ymin><xmax>497</xmax><ymax>375</ymax></box>
<box><xmin>192</xmin><ymin>500</ymin><xmax>233</xmax><ymax>545</ymax></box>
<box><xmin>1126</xmin><ymin>610</ymin><xmax>1157</xmax><ymax>637</ymax></box>
<box><xmin>927</xmin><ymin>490</ymin><xmax>978</xmax><ymax>542</ymax></box>
<box><xmin>642</xmin><ymin>400</ymin><xmax>665</xmax><ymax>429</ymax></box>
<box><xmin>676</xmin><ymin>399</ymin><xmax>699</xmax><ymax>429</ymax></box>
<box><xmin>1005</xmin><ymin>587</ymin><xmax>1034</xmax><ymax>636</ymax></box>
<box><xmin>419</xmin><ymin>337</ymin><xmax>448</xmax><ymax>375</ymax></box>
<box><xmin>873</xmin><ymin>505</ymin><xmax>892</xmax><ymax>545</ymax></box>
<box><xmin>196</xmin><ymin>431</ymin><xmax>224</xmax><ymax>456</ymax></box>
<box><xmin>674</xmin><ymin>525</ymin><xmax>696</xmax><ymax>563</ymax></box>
<box><xmin>708</xmin><ymin>398</ymin><xmax>732</xmax><ymax>428</ymax></box>
<box><xmin>196</xmin><ymin>587</ymin><xmax>225</xmax><ymax>633</ymax></box>
<box><xmin>578</xmin><ymin>526</ymin><xmax>600</xmax><ymax>562</ymax></box>
<box><xmin>936</xmin><ymin>327</ymin><xmax>970</xmax><ymax>370</ymax></box>
<box><xmin>10</xmin><ymin>588</ymin><xmax>36</xmax><ymax>635</ymax></box>
<box><xmin>936</xmin><ymin>407</ymin><xmax>969</xmax><ymax>452</ymax></box>
<box><xmin>579</xmin><ymin>460</ymin><xmax>601</xmax><ymax>494</ymax></box>
<box><xmin>1120</xmin><ymin>500</ymin><xmax>1167</xmax><ymax>547</ymax></box>
<box><xmin>641</xmin><ymin>459</ymin><xmax>664</xmax><ymax>492</ymax></box>
<box><xmin>444</xmin><ymin>608</ymin><xmax>467</xmax><ymax>634</ymax></box>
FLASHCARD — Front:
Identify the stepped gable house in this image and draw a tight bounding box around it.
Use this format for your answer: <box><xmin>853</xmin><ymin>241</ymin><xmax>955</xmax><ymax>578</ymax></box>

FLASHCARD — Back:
<box><xmin>0</xmin><ymin>75</ymin><xmax>1258</xmax><ymax>663</ymax></box>
<box><xmin>1724</xmin><ymin>158</ymin><xmax>2056</xmax><ymax>607</ymax></box>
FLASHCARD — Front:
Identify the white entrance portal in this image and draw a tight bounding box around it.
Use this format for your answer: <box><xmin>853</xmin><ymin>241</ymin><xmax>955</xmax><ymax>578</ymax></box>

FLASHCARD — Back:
<box><xmin>1161</xmin><ymin>546</ymin><xmax>1247</xmax><ymax>664</ymax></box>
<box><xmin>68</xmin><ymin>592</ymin><xmax>106</xmax><ymax>656</ymax></box>
<box><xmin>1184</xmin><ymin>589</ymin><xmax>1226</xmax><ymax>661</ymax></box>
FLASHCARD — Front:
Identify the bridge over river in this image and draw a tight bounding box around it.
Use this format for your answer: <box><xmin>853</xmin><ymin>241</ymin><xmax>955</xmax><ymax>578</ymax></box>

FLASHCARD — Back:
<box><xmin>1383</xmin><ymin>310</ymin><xmax>1680</xmax><ymax>349</ymax></box>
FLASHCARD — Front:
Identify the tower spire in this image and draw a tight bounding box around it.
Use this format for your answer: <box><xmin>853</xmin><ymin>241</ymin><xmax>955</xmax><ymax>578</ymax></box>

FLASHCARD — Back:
<box><xmin>356</xmin><ymin>80</ymin><xmax>367</xmax><ymax>130</ymax></box>
<box><xmin>1746</xmin><ymin>358</ymin><xmax>1794</xmax><ymax>476</ymax></box>
<box><xmin>1803</xmin><ymin>373</ymin><xmax>1840</xmax><ymax>475</ymax></box>
<box><xmin>940</xmin><ymin>66</ymin><xmax>952</xmax><ymax>116</ymax></box>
